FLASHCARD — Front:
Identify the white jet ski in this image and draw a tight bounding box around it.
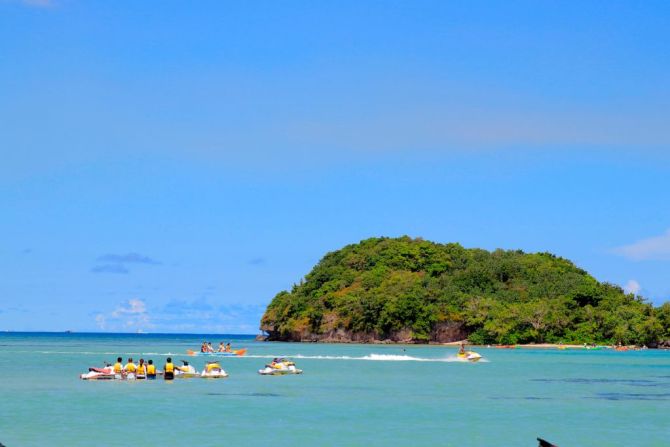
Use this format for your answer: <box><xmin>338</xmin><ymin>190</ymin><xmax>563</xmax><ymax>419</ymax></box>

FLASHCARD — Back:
<box><xmin>258</xmin><ymin>358</ymin><xmax>303</xmax><ymax>375</ymax></box>
<box><xmin>80</xmin><ymin>365</ymin><xmax>135</xmax><ymax>380</ymax></box>
<box><xmin>174</xmin><ymin>360</ymin><xmax>199</xmax><ymax>378</ymax></box>
<box><xmin>200</xmin><ymin>362</ymin><xmax>228</xmax><ymax>378</ymax></box>
<box><xmin>457</xmin><ymin>351</ymin><xmax>482</xmax><ymax>362</ymax></box>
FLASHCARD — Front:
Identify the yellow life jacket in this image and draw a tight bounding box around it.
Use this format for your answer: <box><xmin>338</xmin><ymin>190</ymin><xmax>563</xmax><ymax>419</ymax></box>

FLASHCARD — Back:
<box><xmin>113</xmin><ymin>362</ymin><xmax>122</xmax><ymax>373</ymax></box>
<box><xmin>179</xmin><ymin>366</ymin><xmax>190</xmax><ymax>372</ymax></box>
<box><xmin>125</xmin><ymin>362</ymin><xmax>137</xmax><ymax>373</ymax></box>
<box><xmin>165</xmin><ymin>362</ymin><xmax>174</xmax><ymax>373</ymax></box>
<box><xmin>136</xmin><ymin>364</ymin><xmax>146</xmax><ymax>375</ymax></box>
<box><xmin>147</xmin><ymin>364</ymin><xmax>156</xmax><ymax>374</ymax></box>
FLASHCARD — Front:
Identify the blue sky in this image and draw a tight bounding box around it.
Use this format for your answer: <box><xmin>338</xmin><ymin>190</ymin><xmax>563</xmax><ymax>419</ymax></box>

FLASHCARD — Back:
<box><xmin>1</xmin><ymin>0</ymin><xmax>669</xmax><ymax>333</ymax></box>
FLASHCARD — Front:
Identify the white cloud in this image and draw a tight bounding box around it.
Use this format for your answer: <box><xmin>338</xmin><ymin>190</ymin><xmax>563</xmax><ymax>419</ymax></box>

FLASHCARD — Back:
<box><xmin>95</xmin><ymin>298</ymin><xmax>152</xmax><ymax>332</ymax></box>
<box><xmin>111</xmin><ymin>298</ymin><xmax>146</xmax><ymax>317</ymax></box>
<box><xmin>92</xmin><ymin>298</ymin><xmax>264</xmax><ymax>334</ymax></box>
<box><xmin>613</xmin><ymin>229</ymin><xmax>670</xmax><ymax>261</ymax></box>
<box><xmin>623</xmin><ymin>279</ymin><xmax>641</xmax><ymax>295</ymax></box>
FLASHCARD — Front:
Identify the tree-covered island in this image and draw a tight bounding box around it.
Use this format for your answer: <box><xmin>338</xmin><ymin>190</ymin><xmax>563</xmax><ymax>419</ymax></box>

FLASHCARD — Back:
<box><xmin>260</xmin><ymin>237</ymin><xmax>670</xmax><ymax>346</ymax></box>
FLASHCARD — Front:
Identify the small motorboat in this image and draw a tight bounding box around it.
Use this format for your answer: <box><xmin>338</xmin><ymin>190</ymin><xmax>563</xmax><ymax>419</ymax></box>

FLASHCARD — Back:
<box><xmin>457</xmin><ymin>351</ymin><xmax>482</xmax><ymax>363</ymax></box>
<box><xmin>258</xmin><ymin>358</ymin><xmax>303</xmax><ymax>375</ymax></box>
<box><xmin>174</xmin><ymin>360</ymin><xmax>199</xmax><ymax>378</ymax></box>
<box><xmin>201</xmin><ymin>362</ymin><xmax>228</xmax><ymax>379</ymax></box>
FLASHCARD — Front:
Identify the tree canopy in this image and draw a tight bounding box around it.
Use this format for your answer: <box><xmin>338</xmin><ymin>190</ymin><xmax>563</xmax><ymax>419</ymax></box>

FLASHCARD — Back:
<box><xmin>260</xmin><ymin>237</ymin><xmax>668</xmax><ymax>345</ymax></box>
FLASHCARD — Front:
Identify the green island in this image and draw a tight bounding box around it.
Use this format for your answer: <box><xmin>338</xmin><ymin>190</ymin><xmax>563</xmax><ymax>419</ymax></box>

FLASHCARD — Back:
<box><xmin>260</xmin><ymin>236</ymin><xmax>670</xmax><ymax>346</ymax></box>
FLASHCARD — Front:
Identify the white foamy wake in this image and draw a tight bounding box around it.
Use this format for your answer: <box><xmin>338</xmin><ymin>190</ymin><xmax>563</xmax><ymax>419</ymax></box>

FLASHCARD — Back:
<box><xmin>243</xmin><ymin>353</ymin><xmax>487</xmax><ymax>363</ymax></box>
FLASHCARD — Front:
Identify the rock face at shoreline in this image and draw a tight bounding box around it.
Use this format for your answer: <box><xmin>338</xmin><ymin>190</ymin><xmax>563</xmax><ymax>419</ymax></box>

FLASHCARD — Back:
<box><xmin>260</xmin><ymin>321</ymin><xmax>468</xmax><ymax>344</ymax></box>
<box><xmin>260</xmin><ymin>236</ymin><xmax>669</xmax><ymax>345</ymax></box>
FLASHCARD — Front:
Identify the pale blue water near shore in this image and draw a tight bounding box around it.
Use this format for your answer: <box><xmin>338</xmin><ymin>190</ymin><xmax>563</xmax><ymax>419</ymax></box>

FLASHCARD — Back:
<box><xmin>1</xmin><ymin>333</ymin><xmax>668</xmax><ymax>446</ymax></box>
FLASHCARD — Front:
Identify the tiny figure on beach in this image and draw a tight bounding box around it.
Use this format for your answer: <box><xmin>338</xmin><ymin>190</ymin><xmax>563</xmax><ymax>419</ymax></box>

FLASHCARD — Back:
<box><xmin>164</xmin><ymin>357</ymin><xmax>175</xmax><ymax>380</ymax></box>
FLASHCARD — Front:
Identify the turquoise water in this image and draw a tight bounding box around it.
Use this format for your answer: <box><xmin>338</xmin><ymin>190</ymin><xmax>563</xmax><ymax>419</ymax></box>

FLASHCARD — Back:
<box><xmin>1</xmin><ymin>333</ymin><xmax>668</xmax><ymax>446</ymax></box>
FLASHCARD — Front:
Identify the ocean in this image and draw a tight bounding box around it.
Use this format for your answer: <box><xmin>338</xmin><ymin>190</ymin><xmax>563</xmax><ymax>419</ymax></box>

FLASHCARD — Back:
<box><xmin>0</xmin><ymin>332</ymin><xmax>668</xmax><ymax>446</ymax></box>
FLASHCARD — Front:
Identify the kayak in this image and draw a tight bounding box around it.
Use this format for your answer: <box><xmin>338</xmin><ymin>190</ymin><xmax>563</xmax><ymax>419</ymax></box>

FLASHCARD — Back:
<box><xmin>187</xmin><ymin>348</ymin><xmax>247</xmax><ymax>357</ymax></box>
<box><xmin>457</xmin><ymin>351</ymin><xmax>482</xmax><ymax>362</ymax></box>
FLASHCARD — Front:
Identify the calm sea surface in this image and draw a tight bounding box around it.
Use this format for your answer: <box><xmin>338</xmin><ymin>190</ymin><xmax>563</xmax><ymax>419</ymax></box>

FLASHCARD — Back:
<box><xmin>0</xmin><ymin>333</ymin><xmax>668</xmax><ymax>446</ymax></box>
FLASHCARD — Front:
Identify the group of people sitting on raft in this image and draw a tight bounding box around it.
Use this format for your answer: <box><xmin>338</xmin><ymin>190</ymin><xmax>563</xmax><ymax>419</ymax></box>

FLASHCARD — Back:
<box><xmin>200</xmin><ymin>341</ymin><xmax>233</xmax><ymax>353</ymax></box>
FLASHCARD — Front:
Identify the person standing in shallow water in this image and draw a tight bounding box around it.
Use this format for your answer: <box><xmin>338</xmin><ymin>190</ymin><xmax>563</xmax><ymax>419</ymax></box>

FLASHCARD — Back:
<box><xmin>146</xmin><ymin>360</ymin><xmax>156</xmax><ymax>379</ymax></box>
<box><xmin>164</xmin><ymin>357</ymin><xmax>175</xmax><ymax>380</ymax></box>
<box><xmin>113</xmin><ymin>357</ymin><xmax>123</xmax><ymax>374</ymax></box>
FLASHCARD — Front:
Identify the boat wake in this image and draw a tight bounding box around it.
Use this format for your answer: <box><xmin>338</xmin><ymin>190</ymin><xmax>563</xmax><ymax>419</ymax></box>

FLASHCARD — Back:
<box><xmin>244</xmin><ymin>353</ymin><xmax>487</xmax><ymax>363</ymax></box>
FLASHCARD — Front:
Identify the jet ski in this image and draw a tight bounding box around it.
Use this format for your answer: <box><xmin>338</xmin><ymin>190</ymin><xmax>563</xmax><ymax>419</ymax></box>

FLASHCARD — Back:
<box><xmin>258</xmin><ymin>358</ymin><xmax>303</xmax><ymax>375</ymax></box>
<box><xmin>80</xmin><ymin>364</ymin><xmax>137</xmax><ymax>380</ymax></box>
<box><xmin>174</xmin><ymin>360</ymin><xmax>199</xmax><ymax>378</ymax></box>
<box><xmin>201</xmin><ymin>361</ymin><xmax>228</xmax><ymax>378</ymax></box>
<box><xmin>80</xmin><ymin>365</ymin><xmax>118</xmax><ymax>380</ymax></box>
<box><xmin>457</xmin><ymin>351</ymin><xmax>482</xmax><ymax>362</ymax></box>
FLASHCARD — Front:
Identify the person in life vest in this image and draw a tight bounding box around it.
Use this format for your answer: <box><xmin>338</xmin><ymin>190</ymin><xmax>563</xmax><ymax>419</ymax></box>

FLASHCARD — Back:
<box><xmin>146</xmin><ymin>360</ymin><xmax>156</xmax><ymax>379</ymax></box>
<box><xmin>113</xmin><ymin>357</ymin><xmax>123</xmax><ymax>374</ymax></box>
<box><xmin>164</xmin><ymin>357</ymin><xmax>175</xmax><ymax>380</ymax></box>
<box><xmin>124</xmin><ymin>358</ymin><xmax>137</xmax><ymax>374</ymax></box>
<box><xmin>136</xmin><ymin>358</ymin><xmax>146</xmax><ymax>378</ymax></box>
<box><xmin>458</xmin><ymin>343</ymin><xmax>466</xmax><ymax>356</ymax></box>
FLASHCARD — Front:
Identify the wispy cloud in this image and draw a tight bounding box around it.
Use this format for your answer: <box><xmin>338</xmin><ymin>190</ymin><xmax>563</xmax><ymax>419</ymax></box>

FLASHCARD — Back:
<box><xmin>95</xmin><ymin>298</ymin><xmax>151</xmax><ymax>331</ymax></box>
<box><xmin>92</xmin><ymin>297</ymin><xmax>265</xmax><ymax>334</ymax></box>
<box><xmin>97</xmin><ymin>253</ymin><xmax>161</xmax><ymax>265</ymax></box>
<box><xmin>623</xmin><ymin>279</ymin><xmax>641</xmax><ymax>295</ymax></box>
<box><xmin>91</xmin><ymin>264</ymin><xmax>129</xmax><ymax>274</ymax></box>
<box><xmin>91</xmin><ymin>252</ymin><xmax>161</xmax><ymax>274</ymax></box>
<box><xmin>248</xmin><ymin>257</ymin><xmax>266</xmax><ymax>266</ymax></box>
<box><xmin>612</xmin><ymin>229</ymin><xmax>670</xmax><ymax>261</ymax></box>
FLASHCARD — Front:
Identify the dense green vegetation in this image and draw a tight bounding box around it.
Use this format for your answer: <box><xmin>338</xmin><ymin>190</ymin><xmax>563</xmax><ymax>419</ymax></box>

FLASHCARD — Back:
<box><xmin>261</xmin><ymin>237</ymin><xmax>669</xmax><ymax>345</ymax></box>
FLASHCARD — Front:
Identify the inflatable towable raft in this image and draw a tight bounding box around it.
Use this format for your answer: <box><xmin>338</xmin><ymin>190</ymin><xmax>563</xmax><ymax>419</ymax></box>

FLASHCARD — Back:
<box><xmin>187</xmin><ymin>348</ymin><xmax>247</xmax><ymax>357</ymax></box>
